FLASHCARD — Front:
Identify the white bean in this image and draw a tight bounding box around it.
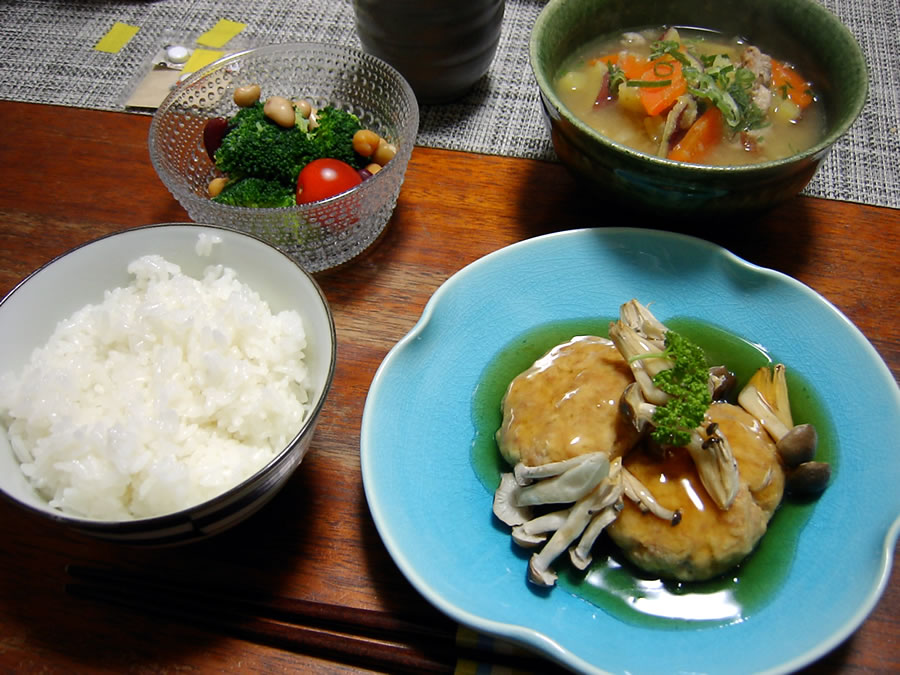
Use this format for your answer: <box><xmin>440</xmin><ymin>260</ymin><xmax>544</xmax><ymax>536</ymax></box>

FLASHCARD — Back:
<box><xmin>233</xmin><ymin>84</ymin><xmax>261</xmax><ymax>108</ymax></box>
<box><xmin>264</xmin><ymin>96</ymin><xmax>296</xmax><ymax>128</ymax></box>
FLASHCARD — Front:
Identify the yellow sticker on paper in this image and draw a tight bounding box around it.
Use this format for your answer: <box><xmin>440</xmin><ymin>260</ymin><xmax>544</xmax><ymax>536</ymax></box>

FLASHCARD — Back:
<box><xmin>94</xmin><ymin>22</ymin><xmax>140</xmax><ymax>53</ymax></box>
<box><xmin>182</xmin><ymin>48</ymin><xmax>226</xmax><ymax>74</ymax></box>
<box><xmin>196</xmin><ymin>18</ymin><xmax>247</xmax><ymax>48</ymax></box>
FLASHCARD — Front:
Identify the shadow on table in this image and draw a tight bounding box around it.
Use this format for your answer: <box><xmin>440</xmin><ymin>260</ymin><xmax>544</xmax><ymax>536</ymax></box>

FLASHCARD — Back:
<box><xmin>508</xmin><ymin>157</ymin><xmax>818</xmax><ymax>280</ymax></box>
<box><xmin>416</xmin><ymin>73</ymin><xmax>498</xmax><ymax>137</ymax></box>
<box><xmin>0</xmin><ymin>460</ymin><xmax>328</xmax><ymax>670</ymax></box>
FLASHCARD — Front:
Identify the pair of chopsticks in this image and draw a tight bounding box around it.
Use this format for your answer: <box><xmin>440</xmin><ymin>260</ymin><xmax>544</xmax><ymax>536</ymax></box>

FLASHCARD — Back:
<box><xmin>66</xmin><ymin>564</ymin><xmax>566</xmax><ymax>673</ymax></box>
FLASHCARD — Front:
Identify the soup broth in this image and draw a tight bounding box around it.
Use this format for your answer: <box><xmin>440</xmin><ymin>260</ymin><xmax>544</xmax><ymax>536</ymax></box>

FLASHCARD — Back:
<box><xmin>555</xmin><ymin>26</ymin><xmax>826</xmax><ymax>165</ymax></box>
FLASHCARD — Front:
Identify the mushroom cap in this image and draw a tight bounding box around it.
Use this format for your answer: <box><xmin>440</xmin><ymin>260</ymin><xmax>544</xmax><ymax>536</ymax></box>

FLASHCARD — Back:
<box><xmin>777</xmin><ymin>423</ymin><xmax>818</xmax><ymax>468</ymax></box>
<box><xmin>492</xmin><ymin>473</ymin><xmax>532</xmax><ymax>526</ymax></box>
<box><xmin>786</xmin><ymin>461</ymin><xmax>831</xmax><ymax>496</ymax></box>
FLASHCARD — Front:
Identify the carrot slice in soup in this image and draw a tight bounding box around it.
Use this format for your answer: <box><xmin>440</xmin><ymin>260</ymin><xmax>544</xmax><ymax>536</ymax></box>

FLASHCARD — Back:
<box><xmin>770</xmin><ymin>58</ymin><xmax>813</xmax><ymax>108</ymax></box>
<box><xmin>619</xmin><ymin>53</ymin><xmax>649</xmax><ymax>79</ymax></box>
<box><xmin>589</xmin><ymin>52</ymin><xmax>648</xmax><ymax>79</ymax></box>
<box><xmin>667</xmin><ymin>107</ymin><xmax>723</xmax><ymax>164</ymax></box>
<box><xmin>638</xmin><ymin>59</ymin><xmax>687</xmax><ymax>116</ymax></box>
<box><xmin>589</xmin><ymin>52</ymin><xmax>620</xmax><ymax>66</ymax></box>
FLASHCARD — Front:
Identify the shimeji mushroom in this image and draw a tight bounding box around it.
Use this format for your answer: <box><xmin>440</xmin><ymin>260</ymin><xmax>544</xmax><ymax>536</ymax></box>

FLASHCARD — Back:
<box><xmin>620</xmin><ymin>465</ymin><xmax>681</xmax><ymax>524</ymax></box>
<box><xmin>514</xmin><ymin>452</ymin><xmax>607</xmax><ymax>486</ymax></box>
<box><xmin>493</xmin><ymin>452</ymin><xmax>684</xmax><ymax>587</ymax></box>
<box><xmin>527</xmin><ymin>472</ymin><xmax>624</xmax><ymax>586</ymax></box>
<box><xmin>493</xmin><ymin>452</ymin><xmax>610</xmax><ymax>528</ymax></box>
<box><xmin>737</xmin><ymin>364</ymin><xmax>794</xmax><ymax>440</ymax></box>
<box><xmin>608</xmin><ymin>300</ymin><xmax>672</xmax><ymax>405</ymax></box>
<box><xmin>737</xmin><ymin>365</ymin><xmax>829</xmax><ymax>495</ymax></box>
<box><xmin>569</xmin><ymin>502</ymin><xmax>621</xmax><ymax>571</ymax></box>
<box><xmin>492</xmin><ymin>473</ymin><xmax>532</xmax><ymax>527</ymax></box>
<box><xmin>512</xmin><ymin>508</ymin><xmax>573</xmax><ymax>547</ymax></box>
<box><xmin>514</xmin><ymin>452</ymin><xmax>610</xmax><ymax>506</ymax></box>
<box><xmin>684</xmin><ymin>424</ymin><xmax>740</xmax><ymax>509</ymax></box>
<box><xmin>569</xmin><ymin>456</ymin><xmax>625</xmax><ymax>570</ymax></box>
<box><xmin>611</xmin><ymin>300</ymin><xmax>741</xmax><ymax>510</ymax></box>
<box><xmin>708</xmin><ymin>365</ymin><xmax>737</xmax><ymax>400</ymax></box>
<box><xmin>619</xmin><ymin>381</ymin><xmax>740</xmax><ymax>510</ymax></box>
<box><xmin>619</xmin><ymin>381</ymin><xmax>657</xmax><ymax>435</ymax></box>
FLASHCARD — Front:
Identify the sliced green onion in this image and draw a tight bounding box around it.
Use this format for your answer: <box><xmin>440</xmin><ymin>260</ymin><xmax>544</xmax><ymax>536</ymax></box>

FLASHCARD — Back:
<box><xmin>653</xmin><ymin>61</ymin><xmax>675</xmax><ymax>77</ymax></box>
<box><xmin>670</xmin><ymin>50</ymin><xmax>692</xmax><ymax>68</ymax></box>
<box><xmin>649</xmin><ymin>39</ymin><xmax>679</xmax><ymax>60</ymax></box>
<box><xmin>626</xmin><ymin>79</ymin><xmax>673</xmax><ymax>88</ymax></box>
<box><xmin>607</xmin><ymin>62</ymin><xmax>627</xmax><ymax>94</ymax></box>
<box><xmin>648</xmin><ymin>36</ymin><xmax>773</xmax><ymax>132</ymax></box>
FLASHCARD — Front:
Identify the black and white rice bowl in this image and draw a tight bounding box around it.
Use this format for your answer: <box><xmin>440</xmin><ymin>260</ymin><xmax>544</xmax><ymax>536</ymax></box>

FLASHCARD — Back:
<box><xmin>0</xmin><ymin>224</ymin><xmax>336</xmax><ymax>545</ymax></box>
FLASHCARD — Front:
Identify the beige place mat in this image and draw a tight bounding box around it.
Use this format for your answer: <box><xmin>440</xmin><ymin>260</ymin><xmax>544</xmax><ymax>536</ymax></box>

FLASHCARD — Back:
<box><xmin>0</xmin><ymin>0</ymin><xmax>895</xmax><ymax>209</ymax></box>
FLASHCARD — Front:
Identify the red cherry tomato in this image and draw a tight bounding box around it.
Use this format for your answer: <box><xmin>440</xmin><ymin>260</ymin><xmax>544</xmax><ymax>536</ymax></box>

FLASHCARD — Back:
<box><xmin>296</xmin><ymin>158</ymin><xmax>362</xmax><ymax>204</ymax></box>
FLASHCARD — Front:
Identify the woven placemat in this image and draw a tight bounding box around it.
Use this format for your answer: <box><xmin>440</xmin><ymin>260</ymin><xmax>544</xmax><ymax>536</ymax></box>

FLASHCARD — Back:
<box><xmin>0</xmin><ymin>0</ymin><xmax>895</xmax><ymax>209</ymax></box>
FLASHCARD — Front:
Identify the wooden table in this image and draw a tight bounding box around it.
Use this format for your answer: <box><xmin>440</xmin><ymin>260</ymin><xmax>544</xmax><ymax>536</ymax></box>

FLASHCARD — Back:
<box><xmin>0</xmin><ymin>101</ymin><xmax>896</xmax><ymax>673</ymax></box>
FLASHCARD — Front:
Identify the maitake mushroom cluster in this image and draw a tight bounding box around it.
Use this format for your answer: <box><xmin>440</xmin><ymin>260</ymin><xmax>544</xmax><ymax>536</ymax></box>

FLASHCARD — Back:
<box><xmin>492</xmin><ymin>300</ymin><xmax>830</xmax><ymax>587</ymax></box>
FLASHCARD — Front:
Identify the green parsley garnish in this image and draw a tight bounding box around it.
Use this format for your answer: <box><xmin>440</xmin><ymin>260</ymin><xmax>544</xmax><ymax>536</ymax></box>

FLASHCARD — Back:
<box><xmin>629</xmin><ymin>330</ymin><xmax>711</xmax><ymax>447</ymax></box>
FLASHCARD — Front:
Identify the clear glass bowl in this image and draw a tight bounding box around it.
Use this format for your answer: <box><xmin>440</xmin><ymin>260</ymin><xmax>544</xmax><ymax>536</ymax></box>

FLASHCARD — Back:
<box><xmin>149</xmin><ymin>43</ymin><xmax>419</xmax><ymax>272</ymax></box>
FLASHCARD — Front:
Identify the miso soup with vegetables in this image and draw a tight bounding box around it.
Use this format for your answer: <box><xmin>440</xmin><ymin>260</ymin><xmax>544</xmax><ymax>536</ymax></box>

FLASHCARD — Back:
<box><xmin>555</xmin><ymin>27</ymin><xmax>825</xmax><ymax>165</ymax></box>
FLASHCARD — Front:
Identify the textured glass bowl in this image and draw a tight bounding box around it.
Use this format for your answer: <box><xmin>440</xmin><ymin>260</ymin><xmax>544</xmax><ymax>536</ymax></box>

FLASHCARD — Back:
<box><xmin>149</xmin><ymin>43</ymin><xmax>419</xmax><ymax>272</ymax></box>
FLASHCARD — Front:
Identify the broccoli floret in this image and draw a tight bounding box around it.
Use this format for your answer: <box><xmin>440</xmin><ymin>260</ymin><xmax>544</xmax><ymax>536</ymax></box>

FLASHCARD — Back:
<box><xmin>212</xmin><ymin>177</ymin><xmax>296</xmax><ymax>208</ymax></box>
<box><xmin>213</xmin><ymin>102</ymin><xmax>366</xmax><ymax>193</ymax></box>
<box><xmin>214</xmin><ymin>103</ymin><xmax>314</xmax><ymax>186</ymax></box>
<box><xmin>310</xmin><ymin>106</ymin><xmax>365</xmax><ymax>168</ymax></box>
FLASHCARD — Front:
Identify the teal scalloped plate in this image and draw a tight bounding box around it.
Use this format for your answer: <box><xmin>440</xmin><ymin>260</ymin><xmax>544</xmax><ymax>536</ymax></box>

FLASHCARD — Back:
<box><xmin>360</xmin><ymin>228</ymin><xmax>899</xmax><ymax>674</ymax></box>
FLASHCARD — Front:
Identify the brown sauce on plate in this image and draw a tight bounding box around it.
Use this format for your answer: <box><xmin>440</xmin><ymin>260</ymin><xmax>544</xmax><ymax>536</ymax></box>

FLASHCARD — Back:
<box><xmin>471</xmin><ymin>317</ymin><xmax>836</xmax><ymax>628</ymax></box>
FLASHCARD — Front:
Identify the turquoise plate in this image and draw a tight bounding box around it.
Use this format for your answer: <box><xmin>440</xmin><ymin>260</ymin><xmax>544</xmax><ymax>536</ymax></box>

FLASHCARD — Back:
<box><xmin>360</xmin><ymin>228</ymin><xmax>899</xmax><ymax>674</ymax></box>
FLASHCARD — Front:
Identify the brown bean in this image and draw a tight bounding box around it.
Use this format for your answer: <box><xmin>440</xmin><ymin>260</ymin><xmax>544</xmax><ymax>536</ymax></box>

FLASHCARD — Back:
<box><xmin>293</xmin><ymin>99</ymin><xmax>312</xmax><ymax>119</ymax></box>
<box><xmin>373</xmin><ymin>139</ymin><xmax>397</xmax><ymax>166</ymax></box>
<box><xmin>353</xmin><ymin>129</ymin><xmax>381</xmax><ymax>158</ymax></box>
<box><xmin>208</xmin><ymin>177</ymin><xmax>228</xmax><ymax>198</ymax></box>
<box><xmin>233</xmin><ymin>84</ymin><xmax>261</xmax><ymax>107</ymax></box>
<box><xmin>264</xmin><ymin>96</ymin><xmax>296</xmax><ymax>128</ymax></box>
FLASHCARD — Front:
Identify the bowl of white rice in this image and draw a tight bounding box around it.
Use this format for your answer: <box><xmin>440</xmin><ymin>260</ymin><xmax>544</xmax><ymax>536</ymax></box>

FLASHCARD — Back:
<box><xmin>0</xmin><ymin>223</ymin><xmax>335</xmax><ymax>545</ymax></box>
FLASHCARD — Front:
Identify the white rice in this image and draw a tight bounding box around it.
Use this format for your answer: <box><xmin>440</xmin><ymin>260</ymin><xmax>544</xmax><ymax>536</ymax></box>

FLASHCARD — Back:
<box><xmin>0</xmin><ymin>243</ymin><xmax>310</xmax><ymax>521</ymax></box>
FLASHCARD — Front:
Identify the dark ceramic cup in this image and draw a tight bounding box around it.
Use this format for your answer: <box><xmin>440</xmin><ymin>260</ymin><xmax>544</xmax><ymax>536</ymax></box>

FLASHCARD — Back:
<box><xmin>353</xmin><ymin>0</ymin><xmax>505</xmax><ymax>104</ymax></box>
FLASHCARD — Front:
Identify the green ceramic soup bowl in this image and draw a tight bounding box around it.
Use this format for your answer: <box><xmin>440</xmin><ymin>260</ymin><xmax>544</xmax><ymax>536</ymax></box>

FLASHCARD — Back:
<box><xmin>530</xmin><ymin>0</ymin><xmax>868</xmax><ymax>215</ymax></box>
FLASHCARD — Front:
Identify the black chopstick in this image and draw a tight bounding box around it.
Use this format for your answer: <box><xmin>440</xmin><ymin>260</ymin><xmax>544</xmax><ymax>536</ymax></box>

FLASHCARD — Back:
<box><xmin>65</xmin><ymin>564</ymin><xmax>568</xmax><ymax>674</ymax></box>
<box><xmin>66</xmin><ymin>580</ymin><xmax>450</xmax><ymax>673</ymax></box>
<box><xmin>67</xmin><ymin>563</ymin><xmax>453</xmax><ymax>643</ymax></box>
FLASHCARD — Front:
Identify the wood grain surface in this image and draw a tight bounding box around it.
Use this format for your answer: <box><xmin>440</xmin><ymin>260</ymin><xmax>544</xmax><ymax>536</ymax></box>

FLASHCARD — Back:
<box><xmin>0</xmin><ymin>101</ymin><xmax>896</xmax><ymax>674</ymax></box>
